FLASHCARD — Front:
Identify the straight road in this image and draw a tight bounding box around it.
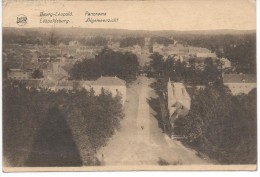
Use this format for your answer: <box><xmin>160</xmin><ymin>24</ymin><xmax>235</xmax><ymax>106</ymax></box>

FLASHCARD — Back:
<box><xmin>97</xmin><ymin>76</ymin><xmax>210</xmax><ymax>165</ymax></box>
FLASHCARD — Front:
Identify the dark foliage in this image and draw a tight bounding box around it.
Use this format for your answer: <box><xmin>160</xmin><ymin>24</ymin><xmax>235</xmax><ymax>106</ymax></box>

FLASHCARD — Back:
<box><xmin>149</xmin><ymin>54</ymin><xmax>221</xmax><ymax>86</ymax></box>
<box><xmin>174</xmin><ymin>33</ymin><xmax>256</xmax><ymax>74</ymax></box>
<box><xmin>80</xmin><ymin>36</ymin><xmax>108</xmax><ymax>46</ymax></box>
<box><xmin>3</xmin><ymin>81</ymin><xmax>124</xmax><ymax>166</ymax></box>
<box><xmin>25</xmin><ymin>107</ymin><xmax>82</xmax><ymax>167</ymax></box>
<box><xmin>119</xmin><ymin>37</ymin><xmax>145</xmax><ymax>48</ymax></box>
<box><xmin>174</xmin><ymin>87</ymin><xmax>257</xmax><ymax>164</ymax></box>
<box><xmin>70</xmin><ymin>48</ymin><xmax>139</xmax><ymax>82</ymax></box>
<box><xmin>150</xmin><ymin>36</ymin><xmax>174</xmax><ymax>46</ymax></box>
<box><xmin>149</xmin><ymin>52</ymin><xmax>164</xmax><ymax>75</ymax></box>
<box><xmin>31</xmin><ymin>69</ymin><xmax>44</xmax><ymax>79</ymax></box>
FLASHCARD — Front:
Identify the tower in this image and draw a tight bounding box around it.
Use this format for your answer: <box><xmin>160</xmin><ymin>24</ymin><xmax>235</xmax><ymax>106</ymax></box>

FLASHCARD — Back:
<box><xmin>167</xmin><ymin>78</ymin><xmax>177</xmax><ymax>117</ymax></box>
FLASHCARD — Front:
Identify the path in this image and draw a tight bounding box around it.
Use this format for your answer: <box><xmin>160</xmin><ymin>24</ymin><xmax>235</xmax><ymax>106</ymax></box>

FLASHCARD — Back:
<box><xmin>97</xmin><ymin>76</ymin><xmax>210</xmax><ymax>166</ymax></box>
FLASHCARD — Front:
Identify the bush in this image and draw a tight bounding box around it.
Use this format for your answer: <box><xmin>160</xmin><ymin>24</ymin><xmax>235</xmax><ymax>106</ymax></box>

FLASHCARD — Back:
<box><xmin>174</xmin><ymin>86</ymin><xmax>257</xmax><ymax>164</ymax></box>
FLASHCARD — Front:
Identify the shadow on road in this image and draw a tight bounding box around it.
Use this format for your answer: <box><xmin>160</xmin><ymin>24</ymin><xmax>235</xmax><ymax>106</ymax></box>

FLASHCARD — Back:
<box><xmin>25</xmin><ymin>107</ymin><xmax>83</xmax><ymax>167</ymax></box>
<box><xmin>147</xmin><ymin>97</ymin><xmax>164</xmax><ymax>132</ymax></box>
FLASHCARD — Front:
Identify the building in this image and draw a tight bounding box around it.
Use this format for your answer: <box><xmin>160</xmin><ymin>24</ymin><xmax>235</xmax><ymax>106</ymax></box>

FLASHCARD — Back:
<box><xmin>188</xmin><ymin>47</ymin><xmax>211</xmax><ymax>55</ymax></box>
<box><xmin>7</xmin><ymin>69</ymin><xmax>30</xmax><ymax>80</ymax></box>
<box><xmin>107</xmin><ymin>41</ymin><xmax>120</xmax><ymax>49</ymax></box>
<box><xmin>167</xmin><ymin>79</ymin><xmax>191</xmax><ymax>127</ymax></box>
<box><xmin>196</xmin><ymin>52</ymin><xmax>217</xmax><ymax>58</ymax></box>
<box><xmin>38</xmin><ymin>55</ymin><xmax>51</xmax><ymax>63</ymax></box>
<box><xmin>223</xmin><ymin>74</ymin><xmax>256</xmax><ymax>95</ymax></box>
<box><xmin>19</xmin><ymin>79</ymin><xmax>43</xmax><ymax>90</ymax></box>
<box><xmin>91</xmin><ymin>76</ymin><xmax>127</xmax><ymax>104</ymax></box>
<box><xmin>69</xmin><ymin>40</ymin><xmax>80</xmax><ymax>47</ymax></box>
<box><xmin>220</xmin><ymin>57</ymin><xmax>231</xmax><ymax>69</ymax></box>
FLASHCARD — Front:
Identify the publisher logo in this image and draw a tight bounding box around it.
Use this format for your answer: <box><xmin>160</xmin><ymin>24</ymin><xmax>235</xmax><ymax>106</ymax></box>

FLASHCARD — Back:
<box><xmin>17</xmin><ymin>14</ymin><xmax>27</xmax><ymax>26</ymax></box>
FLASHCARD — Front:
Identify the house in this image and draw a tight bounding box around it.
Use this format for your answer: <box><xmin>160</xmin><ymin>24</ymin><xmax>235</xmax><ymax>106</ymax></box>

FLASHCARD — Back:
<box><xmin>40</xmin><ymin>78</ymin><xmax>57</xmax><ymax>91</ymax></box>
<box><xmin>107</xmin><ymin>41</ymin><xmax>120</xmax><ymax>49</ymax></box>
<box><xmin>55</xmin><ymin>81</ymin><xmax>74</xmax><ymax>91</ymax></box>
<box><xmin>167</xmin><ymin>79</ymin><xmax>191</xmax><ymax>127</ymax></box>
<box><xmin>91</xmin><ymin>76</ymin><xmax>127</xmax><ymax>104</ymax></box>
<box><xmin>188</xmin><ymin>47</ymin><xmax>211</xmax><ymax>55</ymax></box>
<box><xmin>196</xmin><ymin>52</ymin><xmax>216</xmax><ymax>58</ymax></box>
<box><xmin>220</xmin><ymin>58</ymin><xmax>231</xmax><ymax>69</ymax></box>
<box><xmin>223</xmin><ymin>74</ymin><xmax>256</xmax><ymax>95</ymax></box>
<box><xmin>54</xmin><ymin>80</ymin><xmax>93</xmax><ymax>92</ymax></box>
<box><xmin>69</xmin><ymin>40</ymin><xmax>80</xmax><ymax>47</ymax></box>
<box><xmin>19</xmin><ymin>79</ymin><xmax>43</xmax><ymax>90</ymax></box>
<box><xmin>40</xmin><ymin>63</ymin><xmax>53</xmax><ymax>77</ymax></box>
<box><xmin>7</xmin><ymin>69</ymin><xmax>30</xmax><ymax>80</ymax></box>
<box><xmin>22</xmin><ymin>62</ymin><xmax>41</xmax><ymax>72</ymax></box>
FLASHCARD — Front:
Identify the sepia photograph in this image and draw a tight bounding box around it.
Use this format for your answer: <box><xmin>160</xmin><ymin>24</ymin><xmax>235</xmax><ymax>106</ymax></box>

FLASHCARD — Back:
<box><xmin>2</xmin><ymin>0</ymin><xmax>257</xmax><ymax>172</ymax></box>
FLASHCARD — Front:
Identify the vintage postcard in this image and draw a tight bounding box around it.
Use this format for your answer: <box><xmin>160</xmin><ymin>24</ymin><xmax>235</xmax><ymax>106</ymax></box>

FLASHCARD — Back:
<box><xmin>2</xmin><ymin>0</ymin><xmax>257</xmax><ymax>172</ymax></box>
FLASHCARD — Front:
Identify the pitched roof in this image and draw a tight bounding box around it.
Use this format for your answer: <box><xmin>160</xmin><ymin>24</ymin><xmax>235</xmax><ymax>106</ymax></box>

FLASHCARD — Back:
<box><xmin>56</xmin><ymin>81</ymin><xmax>94</xmax><ymax>89</ymax></box>
<box><xmin>19</xmin><ymin>79</ymin><xmax>43</xmax><ymax>88</ymax></box>
<box><xmin>4</xmin><ymin>62</ymin><xmax>23</xmax><ymax>69</ymax></box>
<box><xmin>171</xmin><ymin>82</ymin><xmax>191</xmax><ymax>108</ymax></box>
<box><xmin>223</xmin><ymin>74</ymin><xmax>256</xmax><ymax>83</ymax></box>
<box><xmin>56</xmin><ymin>81</ymin><xmax>74</xmax><ymax>87</ymax></box>
<box><xmin>92</xmin><ymin>76</ymin><xmax>126</xmax><ymax>86</ymax></box>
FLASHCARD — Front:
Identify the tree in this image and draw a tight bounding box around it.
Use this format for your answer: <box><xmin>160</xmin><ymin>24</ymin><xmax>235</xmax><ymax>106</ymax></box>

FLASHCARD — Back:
<box><xmin>120</xmin><ymin>37</ymin><xmax>145</xmax><ymax>48</ymax></box>
<box><xmin>69</xmin><ymin>48</ymin><xmax>139</xmax><ymax>83</ymax></box>
<box><xmin>149</xmin><ymin>52</ymin><xmax>164</xmax><ymax>76</ymax></box>
<box><xmin>3</xmin><ymin>80</ymin><xmax>124</xmax><ymax>166</ymax></box>
<box><xmin>174</xmin><ymin>86</ymin><xmax>257</xmax><ymax>164</ymax></box>
<box><xmin>203</xmin><ymin>58</ymin><xmax>221</xmax><ymax>85</ymax></box>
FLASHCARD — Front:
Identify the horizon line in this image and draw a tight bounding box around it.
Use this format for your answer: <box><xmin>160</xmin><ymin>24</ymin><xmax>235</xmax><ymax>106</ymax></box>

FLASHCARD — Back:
<box><xmin>2</xmin><ymin>27</ymin><xmax>256</xmax><ymax>32</ymax></box>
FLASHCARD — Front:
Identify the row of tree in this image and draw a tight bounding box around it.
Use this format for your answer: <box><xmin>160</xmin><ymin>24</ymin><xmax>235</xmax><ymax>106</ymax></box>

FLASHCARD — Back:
<box><xmin>3</xmin><ymin>81</ymin><xmax>124</xmax><ymax>166</ymax></box>
<box><xmin>150</xmin><ymin>36</ymin><xmax>175</xmax><ymax>46</ymax></box>
<box><xmin>149</xmin><ymin>52</ymin><xmax>222</xmax><ymax>86</ymax></box>
<box><xmin>119</xmin><ymin>37</ymin><xmax>145</xmax><ymax>48</ymax></box>
<box><xmin>174</xmin><ymin>86</ymin><xmax>257</xmax><ymax>164</ymax></box>
<box><xmin>69</xmin><ymin>48</ymin><xmax>139</xmax><ymax>83</ymax></box>
<box><xmin>79</xmin><ymin>36</ymin><xmax>108</xmax><ymax>46</ymax></box>
<box><xmin>149</xmin><ymin>50</ymin><xmax>256</xmax><ymax>164</ymax></box>
<box><xmin>174</xmin><ymin>33</ymin><xmax>256</xmax><ymax>74</ymax></box>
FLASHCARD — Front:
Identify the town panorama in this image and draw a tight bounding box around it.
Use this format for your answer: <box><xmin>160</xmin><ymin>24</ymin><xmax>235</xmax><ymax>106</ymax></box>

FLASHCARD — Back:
<box><xmin>2</xmin><ymin>27</ymin><xmax>256</xmax><ymax>167</ymax></box>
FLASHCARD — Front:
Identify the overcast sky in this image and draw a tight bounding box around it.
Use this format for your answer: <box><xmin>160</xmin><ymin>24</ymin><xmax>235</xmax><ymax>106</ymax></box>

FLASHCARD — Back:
<box><xmin>3</xmin><ymin>0</ymin><xmax>256</xmax><ymax>31</ymax></box>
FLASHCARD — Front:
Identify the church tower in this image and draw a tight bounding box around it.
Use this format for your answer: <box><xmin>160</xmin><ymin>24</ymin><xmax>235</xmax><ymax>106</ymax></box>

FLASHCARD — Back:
<box><xmin>167</xmin><ymin>78</ymin><xmax>177</xmax><ymax>117</ymax></box>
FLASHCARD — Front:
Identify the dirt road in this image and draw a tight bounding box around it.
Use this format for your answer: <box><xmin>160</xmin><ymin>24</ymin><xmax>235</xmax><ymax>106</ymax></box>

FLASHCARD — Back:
<box><xmin>97</xmin><ymin>76</ymin><xmax>210</xmax><ymax>166</ymax></box>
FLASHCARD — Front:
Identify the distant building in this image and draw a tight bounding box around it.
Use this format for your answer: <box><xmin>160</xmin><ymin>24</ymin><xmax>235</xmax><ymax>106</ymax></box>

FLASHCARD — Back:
<box><xmin>38</xmin><ymin>57</ymin><xmax>50</xmax><ymax>63</ymax></box>
<box><xmin>19</xmin><ymin>79</ymin><xmax>43</xmax><ymax>90</ymax></box>
<box><xmin>196</xmin><ymin>52</ymin><xmax>217</xmax><ymax>58</ymax></box>
<box><xmin>7</xmin><ymin>69</ymin><xmax>30</xmax><ymax>80</ymax></box>
<box><xmin>69</xmin><ymin>40</ymin><xmax>80</xmax><ymax>47</ymax></box>
<box><xmin>188</xmin><ymin>47</ymin><xmax>211</xmax><ymax>55</ymax></box>
<box><xmin>55</xmin><ymin>81</ymin><xmax>93</xmax><ymax>92</ymax></box>
<box><xmin>144</xmin><ymin>37</ymin><xmax>150</xmax><ymax>46</ymax></box>
<box><xmin>91</xmin><ymin>76</ymin><xmax>127</xmax><ymax>104</ymax></box>
<box><xmin>167</xmin><ymin>79</ymin><xmax>191</xmax><ymax>127</ymax></box>
<box><xmin>223</xmin><ymin>74</ymin><xmax>256</xmax><ymax>95</ymax></box>
<box><xmin>152</xmin><ymin>43</ymin><xmax>164</xmax><ymax>53</ymax></box>
<box><xmin>220</xmin><ymin>57</ymin><xmax>231</xmax><ymax>69</ymax></box>
<box><xmin>107</xmin><ymin>41</ymin><xmax>120</xmax><ymax>49</ymax></box>
<box><xmin>55</xmin><ymin>81</ymin><xmax>74</xmax><ymax>91</ymax></box>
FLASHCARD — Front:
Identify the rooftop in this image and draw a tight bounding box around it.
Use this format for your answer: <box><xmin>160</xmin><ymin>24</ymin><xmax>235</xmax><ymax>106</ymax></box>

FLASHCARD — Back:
<box><xmin>19</xmin><ymin>79</ymin><xmax>43</xmax><ymax>88</ymax></box>
<box><xmin>223</xmin><ymin>74</ymin><xmax>256</xmax><ymax>83</ymax></box>
<box><xmin>92</xmin><ymin>76</ymin><xmax>126</xmax><ymax>86</ymax></box>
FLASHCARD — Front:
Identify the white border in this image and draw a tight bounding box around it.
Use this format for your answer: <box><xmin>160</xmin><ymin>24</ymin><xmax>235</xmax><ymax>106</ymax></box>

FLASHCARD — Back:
<box><xmin>0</xmin><ymin>0</ymin><xmax>259</xmax><ymax>177</ymax></box>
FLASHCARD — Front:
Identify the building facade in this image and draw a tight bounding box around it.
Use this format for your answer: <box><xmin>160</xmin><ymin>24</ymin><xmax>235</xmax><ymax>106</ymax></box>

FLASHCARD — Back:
<box><xmin>7</xmin><ymin>69</ymin><xmax>30</xmax><ymax>80</ymax></box>
<box><xmin>223</xmin><ymin>74</ymin><xmax>256</xmax><ymax>95</ymax></box>
<box><xmin>167</xmin><ymin>79</ymin><xmax>191</xmax><ymax>127</ymax></box>
<box><xmin>91</xmin><ymin>76</ymin><xmax>127</xmax><ymax>104</ymax></box>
